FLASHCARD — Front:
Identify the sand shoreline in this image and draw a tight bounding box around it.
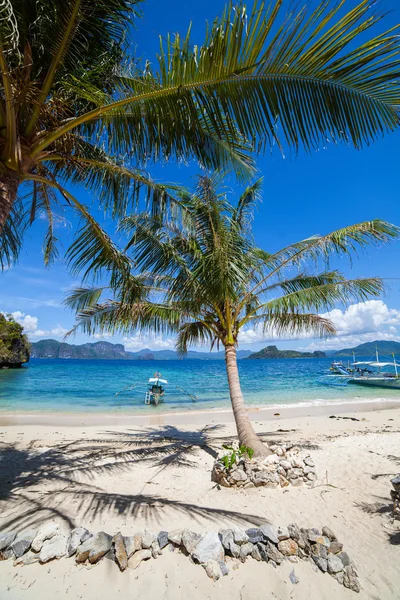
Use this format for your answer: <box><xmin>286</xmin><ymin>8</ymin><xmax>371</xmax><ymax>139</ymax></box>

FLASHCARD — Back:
<box><xmin>1</xmin><ymin>397</ymin><xmax>400</xmax><ymax>427</ymax></box>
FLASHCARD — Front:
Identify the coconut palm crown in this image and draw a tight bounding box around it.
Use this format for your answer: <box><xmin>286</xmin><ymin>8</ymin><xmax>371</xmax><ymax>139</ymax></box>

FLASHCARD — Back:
<box><xmin>1</xmin><ymin>0</ymin><xmax>400</xmax><ymax>268</ymax></box>
<box><xmin>65</xmin><ymin>174</ymin><xmax>400</xmax><ymax>456</ymax></box>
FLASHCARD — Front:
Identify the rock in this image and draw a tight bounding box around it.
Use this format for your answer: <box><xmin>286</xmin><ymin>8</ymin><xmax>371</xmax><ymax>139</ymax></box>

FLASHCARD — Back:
<box><xmin>32</xmin><ymin>522</ymin><xmax>60</xmax><ymax>552</ymax></box>
<box><xmin>334</xmin><ymin>571</ymin><xmax>344</xmax><ymax>585</ymax></box>
<box><xmin>168</xmin><ymin>530</ymin><xmax>182</xmax><ymax>545</ymax></box>
<box><xmin>290</xmin><ymin>457</ymin><xmax>304</xmax><ymax>469</ymax></box>
<box><xmin>311</xmin><ymin>543</ymin><xmax>328</xmax><ymax>560</ymax></box>
<box><xmin>289</xmin><ymin>569</ymin><xmax>299</xmax><ymax>584</ymax></box>
<box><xmin>233</xmin><ymin>529</ymin><xmax>249</xmax><ymax>545</ymax></box>
<box><xmin>277</xmin><ymin>466</ymin><xmax>286</xmax><ymax>475</ymax></box>
<box><xmin>113</xmin><ymin>533</ymin><xmax>128</xmax><ymax>571</ymax></box>
<box><xmin>219</xmin><ymin>560</ymin><xmax>229</xmax><ymax>576</ymax></box>
<box><xmin>291</xmin><ymin>478</ymin><xmax>304</xmax><ymax>487</ymax></box>
<box><xmin>260</xmin><ymin>524</ymin><xmax>279</xmax><ymax>545</ymax></box>
<box><xmin>124</xmin><ymin>534</ymin><xmax>142</xmax><ymax>558</ymax></box>
<box><xmin>304</xmin><ymin>465</ymin><xmax>316</xmax><ymax>474</ymax></box>
<box><xmin>263</xmin><ymin>454</ymin><xmax>279</xmax><ymax>465</ymax></box>
<box><xmin>274</xmin><ymin>446</ymin><xmax>284</xmax><ymax>456</ymax></box>
<box><xmin>151</xmin><ymin>540</ymin><xmax>161</xmax><ymax>559</ymax></box>
<box><xmin>239</xmin><ymin>542</ymin><xmax>254</xmax><ymax>561</ymax></box>
<box><xmin>245</xmin><ymin>528</ymin><xmax>264</xmax><ymax>544</ymax></box>
<box><xmin>76</xmin><ymin>531</ymin><xmax>112</xmax><ymax>564</ymax></box>
<box><xmin>157</xmin><ymin>531</ymin><xmax>169</xmax><ymax>550</ymax></box>
<box><xmin>278</xmin><ymin>539</ymin><xmax>298</xmax><ymax>556</ymax></box>
<box><xmin>279</xmin><ymin>460</ymin><xmax>292</xmax><ymax>470</ymax></box>
<box><xmin>343</xmin><ymin>565</ymin><xmax>360</xmax><ymax>593</ymax></box>
<box><xmin>230</xmin><ymin>469</ymin><xmax>247</xmax><ymax>483</ymax></box>
<box><xmin>307</xmin><ymin>473</ymin><xmax>316</xmax><ymax>481</ymax></box>
<box><xmin>315</xmin><ymin>536</ymin><xmax>330</xmax><ymax>548</ymax></box>
<box><xmin>251</xmin><ymin>471</ymin><xmax>279</xmax><ymax>487</ymax></box>
<box><xmin>277</xmin><ymin>526</ymin><xmax>289</xmax><ymax>541</ymax></box>
<box><xmin>219</xmin><ymin>529</ymin><xmax>234</xmax><ymax>551</ymax></box>
<box><xmin>329</xmin><ymin>541</ymin><xmax>343</xmax><ymax>554</ymax></box>
<box><xmin>39</xmin><ymin>535</ymin><xmax>68</xmax><ymax>563</ymax></box>
<box><xmin>307</xmin><ymin>528</ymin><xmax>321</xmax><ymax>543</ymax></box>
<box><xmin>11</xmin><ymin>530</ymin><xmax>37</xmax><ymax>558</ymax></box>
<box><xmin>192</xmin><ymin>532</ymin><xmax>225</xmax><ymax>564</ymax></box>
<box><xmin>304</xmin><ymin>457</ymin><xmax>315</xmax><ymax>467</ymax></box>
<box><xmin>181</xmin><ymin>530</ymin><xmax>202</xmax><ymax>554</ymax></box>
<box><xmin>312</xmin><ymin>555</ymin><xmax>328</xmax><ymax>572</ymax></box>
<box><xmin>288</xmin><ymin>523</ymin><xmax>301</xmax><ymax>541</ymax></box>
<box><xmin>0</xmin><ymin>547</ymin><xmax>14</xmax><ymax>560</ymax></box>
<box><xmin>251</xmin><ymin>545</ymin><xmax>262</xmax><ymax>561</ymax></box>
<box><xmin>266</xmin><ymin>542</ymin><xmax>284</xmax><ymax>565</ymax></box>
<box><xmin>141</xmin><ymin>530</ymin><xmax>156</xmax><ymax>549</ymax></box>
<box><xmin>279</xmin><ymin>475</ymin><xmax>290</xmax><ymax>487</ymax></box>
<box><xmin>13</xmin><ymin>552</ymin><xmax>40</xmax><ymax>566</ymax></box>
<box><xmin>337</xmin><ymin>551</ymin><xmax>351</xmax><ymax>567</ymax></box>
<box><xmin>67</xmin><ymin>527</ymin><xmax>91</xmax><ymax>557</ymax></box>
<box><xmin>129</xmin><ymin>548</ymin><xmax>151</xmax><ymax>570</ymax></box>
<box><xmin>203</xmin><ymin>560</ymin><xmax>220</xmax><ymax>581</ymax></box>
<box><xmin>256</xmin><ymin>543</ymin><xmax>268</xmax><ymax>562</ymax></box>
<box><xmin>391</xmin><ymin>474</ymin><xmax>400</xmax><ymax>492</ymax></box>
<box><xmin>327</xmin><ymin>553</ymin><xmax>344</xmax><ymax>574</ymax></box>
<box><xmin>0</xmin><ymin>531</ymin><xmax>16</xmax><ymax>551</ymax></box>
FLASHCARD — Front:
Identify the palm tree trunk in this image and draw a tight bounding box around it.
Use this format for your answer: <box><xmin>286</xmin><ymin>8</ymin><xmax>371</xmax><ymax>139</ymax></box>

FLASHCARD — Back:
<box><xmin>0</xmin><ymin>170</ymin><xmax>19</xmax><ymax>231</ymax></box>
<box><xmin>225</xmin><ymin>344</ymin><xmax>271</xmax><ymax>457</ymax></box>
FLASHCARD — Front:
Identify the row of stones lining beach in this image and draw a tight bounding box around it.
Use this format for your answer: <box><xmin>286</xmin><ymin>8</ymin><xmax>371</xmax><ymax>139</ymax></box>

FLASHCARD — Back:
<box><xmin>0</xmin><ymin>521</ymin><xmax>360</xmax><ymax>593</ymax></box>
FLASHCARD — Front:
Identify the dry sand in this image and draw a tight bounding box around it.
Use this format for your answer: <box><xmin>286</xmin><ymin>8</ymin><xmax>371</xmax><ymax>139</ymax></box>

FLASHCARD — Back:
<box><xmin>0</xmin><ymin>401</ymin><xmax>399</xmax><ymax>599</ymax></box>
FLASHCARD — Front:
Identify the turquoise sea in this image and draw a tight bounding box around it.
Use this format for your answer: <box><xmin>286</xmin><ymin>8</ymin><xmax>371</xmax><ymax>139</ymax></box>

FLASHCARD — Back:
<box><xmin>1</xmin><ymin>357</ymin><xmax>400</xmax><ymax>414</ymax></box>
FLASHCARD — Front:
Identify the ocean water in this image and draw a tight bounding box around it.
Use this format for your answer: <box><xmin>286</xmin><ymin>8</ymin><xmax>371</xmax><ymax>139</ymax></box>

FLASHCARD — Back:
<box><xmin>0</xmin><ymin>357</ymin><xmax>399</xmax><ymax>414</ymax></box>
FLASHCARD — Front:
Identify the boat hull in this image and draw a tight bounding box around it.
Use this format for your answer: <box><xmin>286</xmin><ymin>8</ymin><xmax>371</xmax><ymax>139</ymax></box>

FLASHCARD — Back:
<box><xmin>349</xmin><ymin>378</ymin><xmax>400</xmax><ymax>389</ymax></box>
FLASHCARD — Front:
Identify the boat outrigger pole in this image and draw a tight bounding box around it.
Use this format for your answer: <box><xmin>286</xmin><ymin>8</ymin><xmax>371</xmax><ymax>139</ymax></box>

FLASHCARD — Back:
<box><xmin>173</xmin><ymin>384</ymin><xmax>198</xmax><ymax>402</ymax></box>
<box><xmin>115</xmin><ymin>383</ymin><xmax>139</xmax><ymax>396</ymax></box>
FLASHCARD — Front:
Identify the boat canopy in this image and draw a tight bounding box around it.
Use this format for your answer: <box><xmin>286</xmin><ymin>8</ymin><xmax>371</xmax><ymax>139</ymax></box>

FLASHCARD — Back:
<box><xmin>368</xmin><ymin>362</ymin><xmax>398</xmax><ymax>368</ymax></box>
<box><xmin>148</xmin><ymin>377</ymin><xmax>168</xmax><ymax>384</ymax></box>
<box><xmin>352</xmin><ymin>361</ymin><xmax>373</xmax><ymax>366</ymax></box>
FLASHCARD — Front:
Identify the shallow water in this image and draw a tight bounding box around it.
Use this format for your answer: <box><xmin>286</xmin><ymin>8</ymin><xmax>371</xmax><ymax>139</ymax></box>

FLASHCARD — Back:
<box><xmin>1</xmin><ymin>357</ymin><xmax>399</xmax><ymax>414</ymax></box>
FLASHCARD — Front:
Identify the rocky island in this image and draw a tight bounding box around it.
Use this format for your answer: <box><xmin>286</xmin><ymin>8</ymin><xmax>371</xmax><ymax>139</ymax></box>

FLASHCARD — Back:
<box><xmin>0</xmin><ymin>313</ymin><xmax>30</xmax><ymax>368</ymax></box>
<box><xmin>247</xmin><ymin>345</ymin><xmax>326</xmax><ymax>359</ymax></box>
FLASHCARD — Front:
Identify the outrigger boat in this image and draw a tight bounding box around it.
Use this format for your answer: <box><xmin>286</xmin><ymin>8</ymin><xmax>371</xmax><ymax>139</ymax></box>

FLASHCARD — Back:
<box><xmin>115</xmin><ymin>372</ymin><xmax>197</xmax><ymax>406</ymax></box>
<box><xmin>320</xmin><ymin>349</ymin><xmax>400</xmax><ymax>389</ymax></box>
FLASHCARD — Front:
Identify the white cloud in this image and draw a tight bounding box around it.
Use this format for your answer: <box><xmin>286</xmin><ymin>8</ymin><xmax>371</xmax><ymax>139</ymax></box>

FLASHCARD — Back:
<box><xmin>123</xmin><ymin>333</ymin><xmax>176</xmax><ymax>351</ymax></box>
<box><xmin>8</xmin><ymin>311</ymin><xmax>68</xmax><ymax>340</ymax></box>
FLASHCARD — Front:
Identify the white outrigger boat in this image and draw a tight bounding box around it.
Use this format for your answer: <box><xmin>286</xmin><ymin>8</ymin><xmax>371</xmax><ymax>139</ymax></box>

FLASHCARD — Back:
<box><xmin>115</xmin><ymin>372</ymin><xmax>197</xmax><ymax>406</ymax></box>
<box><xmin>321</xmin><ymin>350</ymin><xmax>400</xmax><ymax>390</ymax></box>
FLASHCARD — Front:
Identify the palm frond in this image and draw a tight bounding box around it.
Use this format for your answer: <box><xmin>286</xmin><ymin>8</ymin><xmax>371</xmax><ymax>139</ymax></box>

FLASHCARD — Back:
<box><xmin>176</xmin><ymin>321</ymin><xmax>215</xmax><ymax>356</ymax></box>
<box><xmin>242</xmin><ymin>312</ymin><xmax>336</xmax><ymax>338</ymax></box>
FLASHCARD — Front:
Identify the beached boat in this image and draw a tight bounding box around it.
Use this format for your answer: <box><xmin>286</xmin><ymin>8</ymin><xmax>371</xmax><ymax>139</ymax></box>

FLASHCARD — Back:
<box><xmin>144</xmin><ymin>373</ymin><xmax>168</xmax><ymax>406</ymax></box>
<box><xmin>321</xmin><ymin>350</ymin><xmax>400</xmax><ymax>389</ymax></box>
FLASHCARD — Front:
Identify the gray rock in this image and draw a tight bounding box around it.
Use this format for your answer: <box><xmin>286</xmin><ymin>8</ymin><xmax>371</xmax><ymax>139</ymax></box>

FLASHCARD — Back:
<box><xmin>13</xmin><ymin>552</ymin><xmax>40</xmax><ymax>566</ymax></box>
<box><xmin>322</xmin><ymin>526</ymin><xmax>337</xmax><ymax>541</ymax></box>
<box><xmin>239</xmin><ymin>542</ymin><xmax>254</xmax><ymax>561</ymax></box>
<box><xmin>203</xmin><ymin>559</ymin><xmax>220</xmax><ymax>581</ymax></box>
<box><xmin>304</xmin><ymin>457</ymin><xmax>315</xmax><ymax>467</ymax></box>
<box><xmin>327</xmin><ymin>553</ymin><xmax>344</xmax><ymax>574</ymax></box>
<box><xmin>278</xmin><ymin>539</ymin><xmax>298</xmax><ymax>556</ymax></box>
<box><xmin>123</xmin><ymin>534</ymin><xmax>141</xmax><ymax>558</ymax></box>
<box><xmin>312</xmin><ymin>555</ymin><xmax>328</xmax><ymax>572</ymax></box>
<box><xmin>307</xmin><ymin>528</ymin><xmax>321</xmax><ymax>543</ymax></box>
<box><xmin>181</xmin><ymin>530</ymin><xmax>202</xmax><ymax>554</ymax></box>
<box><xmin>0</xmin><ymin>531</ymin><xmax>16</xmax><ymax>551</ymax></box>
<box><xmin>151</xmin><ymin>540</ymin><xmax>161</xmax><ymax>559</ymax></box>
<box><xmin>307</xmin><ymin>473</ymin><xmax>316</xmax><ymax>481</ymax></box>
<box><xmin>39</xmin><ymin>535</ymin><xmax>68</xmax><ymax>563</ymax></box>
<box><xmin>67</xmin><ymin>527</ymin><xmax>91</xmax><ymax>557</ymax></box>
<box><xmin>391</xmin><ymin>475</ymin><xmax>400</xmax><ymax>492</ymax></box>
<box><xmin>0</xmin><ymin>547</ymin><xmax>15</xmax><ymax>560</ymax></box>
<box><xmin>251</xmin><ymin>471</ymin><xmax>279</xmax><ymax>487</ymax></box>
<box><xmin>192</xmin><ymin>532</ymin><xmax>224</xmax><ymax>564</ymax></box>
<box><xmin>279</xmin><ymin>460</ymin><xmax>292</xmax><ymax>470</ymax></box>
<box><xmin>289</xmin><ymin>569</ymin><xmax>299</xmax><ymax>584</ymax></box>
<box><xmin>230</xmin><ymin>469</ymin><xmax>247</xmax><ymax>483</ymax></box>
<box><xmin>277</xmin><ymin>526</ymin><xmax>289</xmax><ymax>541</ymax></box>
<box><xmin>129</xmin><ymin>548</ymin><xmax>151</xmax><ymax>569</ymax></box>
<box><xmin>269</xmin><ymin>559</ymin><xmax>277</xmax><ymax>568</ymax></box>
<box><xmin>288</xmin><ymin>523</ymin><xmax>301</xmax><ymax>541</ymax></box>
<box><xmin>141</xmin><ymin>529</ymin><xmax>156</xmax><ymax>549</ymax></box>
<box><xmin>290</xmin><ymin>457</ymin><xmax>304</xmax><ymax>469</ymax></box>
<box><xmin>218</xmin><ymin>529</ymin><xmax>234</xmax><ymax>551</ymax></box>
<box><xmin>168</xmin><ymin>530</ymin><xmax>182</xmax><ymax>546</ymax></box>
<box><xmin>329</xmin><ymin>541</ymin><xmax>343</xmax><ymax>555</ymax></box>
<box><xmin>291</xmin><ymin>478</ymin><xmax>304</xmax><ymax>487</ymax></box>
<box><xmin>11</xmin><ymin>530</ymin><xmax>37</xmax><ymax>558</ymax></box>
<box><xmin>266</xmin><ymin>542</ymin><xmax>284</xmax><ymax>565</ymax></box>
<box><xmin>334</xmin><ymin>571</ymin><xmax>344</xmax><ymax>585</ymax></box>
<box><xmin>218</xmin><ymin>560</ymin><xmax>229</xmax><ymax>576</ymax></box>
<box><xmin>233</xmin><ymin>528</ymin><xmax>249</xmax><ymax>545</ymax></box>
<box><xmin>245</xmin><ymin>528</ymin><xmax>264</xmax><ymax>544</ymax></box>
<box><xmin>260</xmin><ymin>524</ymin><xmax>279</xmax><ymax>544</ymax></box>
<box><xmin>157</xmin><ymin>531</ymin><xmax>169</xmax><ymax>550</ymax></box>
<box><xmin>251</xmin><ymin>545</ymin><xmax>262</xmax><ymax>561</ymax></box>
<box><xmin>338</xmin><ymin>551</ymin><xmax>351</xmax><ymax>567</ymax></box>
<box><xmin>343</xmin><ymin>565</ymin><xmax>360</xmax><ymax>593</ymax></box>
<box><xmin>304</xmin><ymin>466</ymin><xmax>316</xmax><ymax>475</ymax></box>
<box><xmin>311</xmin><ymin>543</ymin><xmax>328</xmax><ymax>560</ymax></box>
<box><xmin>75</xmin><ymin>531</ymin><xmax>112</xmax><ymax>564</ymax></box>
<box><xmin>113</xmin><ymin>532</ymin><xmax>128</xmax><ymax>572</ymax></box>
<box><xmin>32</xmin><ymin>522</ymin><xmax>60</xmax><ymax>552</ymax></box>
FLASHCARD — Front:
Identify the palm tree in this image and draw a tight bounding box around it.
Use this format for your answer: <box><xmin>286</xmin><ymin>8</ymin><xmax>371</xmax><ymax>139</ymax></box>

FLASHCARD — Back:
<box><xmin>65</xmin><ymin>174</ymin><xmax>399</xmax><ymax>456</ymax></box>
<box><xmin>1</xmin><ymin>0</ymin><xmax>400</xmax><ymax>268</ymax></box>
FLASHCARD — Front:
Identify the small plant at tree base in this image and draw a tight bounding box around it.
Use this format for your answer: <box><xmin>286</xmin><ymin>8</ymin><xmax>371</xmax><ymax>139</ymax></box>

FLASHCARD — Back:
<box><xmin>220</xmin><ymin>443</ymin><xmax>254</xmax><ymax>469</ymax></box>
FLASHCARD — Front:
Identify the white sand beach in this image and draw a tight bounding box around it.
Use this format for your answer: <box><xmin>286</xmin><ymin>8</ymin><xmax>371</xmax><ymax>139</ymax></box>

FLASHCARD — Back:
<box><xmin>0</xmin><ymin>401</ymin><xmax>399</xmax><ymax>599</ymax></box>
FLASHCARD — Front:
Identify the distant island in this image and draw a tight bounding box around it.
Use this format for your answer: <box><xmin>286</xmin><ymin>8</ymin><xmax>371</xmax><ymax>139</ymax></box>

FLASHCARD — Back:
<box><xmin>30</xmin><ymin>339</ymin><xmax>252</xmax><ymax>360</ymax></box>
<box><xmin>246</xmin><ymin>345</ymin><xmax>326</xmax><ymax>359</ymax></box>
<box><xmin>0</xmin><ymin>313</ymin><xmax>30</xmax><ymax>368</ymax></box>
<box><xmin>334</xmin><ymin>340</ymin><xmax>400</xmax><ymax>357</ymax></box>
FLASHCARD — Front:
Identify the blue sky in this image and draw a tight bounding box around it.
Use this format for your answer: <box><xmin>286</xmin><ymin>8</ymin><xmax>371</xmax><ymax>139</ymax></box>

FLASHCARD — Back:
<box><xmin>2</xmin><ymin>0</ymin><xmax>400</xmax><ymax>353</ymax></box>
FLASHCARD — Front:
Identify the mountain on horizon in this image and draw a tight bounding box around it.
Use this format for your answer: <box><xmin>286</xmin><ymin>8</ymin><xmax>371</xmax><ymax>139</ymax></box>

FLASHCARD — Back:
<box><xmin>30</xmin><ymin>339</ymin><xmax>252</xmax><ymax>360</ymax></box>
<box><xmin>334</xmin><ymin>340</ymin><xmax>400</xmax><ymax>357</ymax></box>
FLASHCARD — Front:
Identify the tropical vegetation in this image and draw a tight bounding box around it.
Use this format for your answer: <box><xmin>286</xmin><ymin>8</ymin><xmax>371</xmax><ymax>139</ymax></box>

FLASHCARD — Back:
<box><xmin>65</xmin><ymin>174</ymin><xmax>399</xmax><ymax>455</ymax></box>
<box><xmin>1</xmin><ymin>0</ymin><xmax>400</xmax><ymax>268</ymax></box>
<box><xmin>0</xmin><ymin>312</ymin><xmax>30</xmax><ymax>367</ymax></box>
